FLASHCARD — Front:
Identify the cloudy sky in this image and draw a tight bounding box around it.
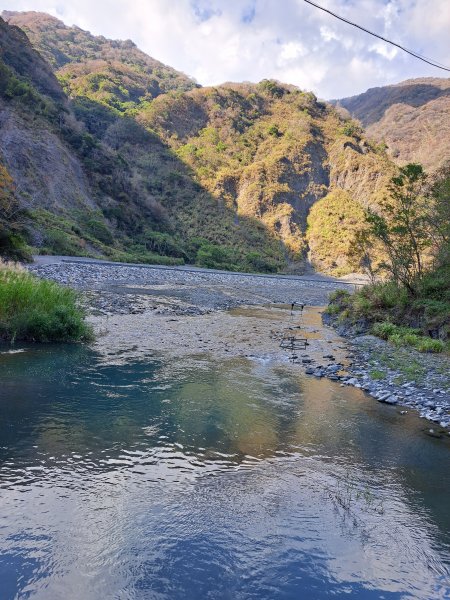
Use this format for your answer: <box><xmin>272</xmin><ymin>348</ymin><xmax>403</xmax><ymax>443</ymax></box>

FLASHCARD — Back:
<box><xmin>1</xmin><ymin>0</ymin><xmax>449</xmax><ymax>98</ymax></box>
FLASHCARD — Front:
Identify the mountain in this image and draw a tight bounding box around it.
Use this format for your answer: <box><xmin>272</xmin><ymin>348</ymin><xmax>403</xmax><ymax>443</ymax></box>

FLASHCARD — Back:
<box><xmin>0</xmin><ymin>12</ymin><xmax>396</xmax><ymax>274</ymax></box>
<box><xmin>3</xmin><ymin>11</ymin><xmax>198</xmax><ymax>106</ymax></box>
<box><xmin>334</xmin><ymin>78</ymin><xmax>450</xmax><ymax>172</ymax></box>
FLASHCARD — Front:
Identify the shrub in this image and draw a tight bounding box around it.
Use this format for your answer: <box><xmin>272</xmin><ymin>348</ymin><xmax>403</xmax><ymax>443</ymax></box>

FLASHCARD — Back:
<box><xmin>324</xmin><ymin>303</ymin><xmax>341</xmax><ymax>315</ymax></box>
<box><xmin>371</xmin><ymin>322</ymin><xmax>398</xmax><ymax>340</ymax></box>
<box><xmin>371</xmin><ymin>322</ymin><xmax>443</xmax><ymax>353</ymax></box>
<box><xmin>196</xmin><ymin>243</ymin><xmax>236</xmax><ymax>269</ymax></box>
<box><xmin>245</xmin><ymin>251</ymin><xmax>277</xmax><ymax>273</ymax></box>
<box><xmin>414</xmin><ymin>338</ymin><xmax>444</xmax><ymax>353</ymax></box>
<box><xmin>328</xmin><ymin>289</ymin><xmax>351</xmax><ymax>303</ymax></box>
<box><xmin>358</xmin><ymin>282</ymin><xmax>408</xmax><ymax>311</ymax></box>
<box><xmin>340</xmin><ymin>121</ymin><xmax>363</xmax><ymax>138</ymax></box>
<box><xmin>0</xmin><ymin>262</ymin><xmax>93</xmax><ymax>343</ymax></box>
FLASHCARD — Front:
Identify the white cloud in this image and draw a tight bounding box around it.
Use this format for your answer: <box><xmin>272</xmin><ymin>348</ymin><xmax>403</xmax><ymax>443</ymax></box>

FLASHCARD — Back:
<box><xmin>279</xmin><ymin>41</ymin><xmax>308</xmax><ymax>62</ymax></box>
<box><xmin>369</xmin><ymin>41</ymin><xmax>398</xmax><ymax>61</ymax></box>
<box><xmin>320</xmin><ymin>25</ymin><xmax>340</xmax><ymax>43</ymax></box>
<box><xmin>1</xmin><ymin>0</ymin><xmax>449</xmax><ymax>98</ymax></box>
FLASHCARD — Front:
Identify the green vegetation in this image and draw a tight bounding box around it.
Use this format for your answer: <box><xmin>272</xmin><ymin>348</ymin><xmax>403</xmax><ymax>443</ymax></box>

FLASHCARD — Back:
<box><xmin>369</xmin><ymin>369</ymin><xmax>385</xmax><ymax>380</ymax></box>
<box><xmin>367</xmin><ymin>350</ymin><xmax>427</xmax><ymax>384</ymax></box>
<box><xmin>366</xmin><ymin>164</ymin><xmax>431</xmax><ymax>292</ymax></box>
<box><xmin>307</xmin><ymin>190</ymin><xmax>368</xmax><ymax>275</ymax></box>
<box><xmin>371</xmin><ymin>322</ymin><xmax>444</xmax><ymax>353</ymax></box>
<box><xmin>339</xmin><ymin>120</ymin><xmax>363</xmax><ymax>138</ymax></box>
<box><xmin>0</xmin><ymin>262</ymin><xmax>93</xmax><ymax>342</ymax></box>
<box><xmin>326</xmin><ymin>164</ymin><xmax>450</xmax><ymax>351</ymax></box>
<box><xmin>327</xmin><ymin>281</ymin><xmax>448</xmax><ymax>352</ymax></box>
<box><xmin>0</xmin><ymin>163</ymin><xmax>30</xmax><ymax>261</ymax></box>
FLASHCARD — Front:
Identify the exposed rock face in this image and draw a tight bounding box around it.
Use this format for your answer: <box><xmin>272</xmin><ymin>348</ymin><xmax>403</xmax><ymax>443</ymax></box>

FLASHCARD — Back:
<box><xmin>0</xmin><ymin>102</ymin><xmax>93</xmax><ymax>212</ymax></box>
<box><xmin>334</xmin><ymin>78</ymin><xmax>450</xmax><ymax>172</ymax></box>
<box><xmin>328</xmin><ymin>137</ymin><xmax>394</xmax><ymax>208</ymax></box>
<box><xmin>0</xmin><ymin>15</ymin><xmax>65</xmax><ymax>103</ymax></box>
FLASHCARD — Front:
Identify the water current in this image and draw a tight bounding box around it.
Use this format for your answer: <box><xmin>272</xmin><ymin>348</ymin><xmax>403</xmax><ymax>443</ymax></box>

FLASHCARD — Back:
<box><xmin>0</xmin><ymin>338</ymin><xmax>449</xmax><ymax>599</ymax></box>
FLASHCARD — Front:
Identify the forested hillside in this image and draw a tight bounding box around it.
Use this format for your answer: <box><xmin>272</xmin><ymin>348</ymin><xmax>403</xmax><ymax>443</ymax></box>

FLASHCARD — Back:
<box><xmin>334</xmin><ymin>78</ymin><xmax>450</xmax><ymax>172</ymax></box>
<box><xmin>1</xmin><ymin>11</ymin><xmax>397</xmax><ymax>273</ymax></box>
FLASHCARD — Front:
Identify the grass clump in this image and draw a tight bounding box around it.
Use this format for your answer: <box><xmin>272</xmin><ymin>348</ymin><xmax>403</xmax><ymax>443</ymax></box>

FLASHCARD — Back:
<box><xmin>369</xmin><ymin>369</ymin><xmax>385</xmax><ymax>380</ymax></box>
<box><xmin>371</xmin><ymin>322</ymin><xmax>444</xmax><ymax>353</ymax></box>
<box><xmin>0</xmin><ymin>262</ymin><xmax>93</xmax><ymax>342</ymax></box>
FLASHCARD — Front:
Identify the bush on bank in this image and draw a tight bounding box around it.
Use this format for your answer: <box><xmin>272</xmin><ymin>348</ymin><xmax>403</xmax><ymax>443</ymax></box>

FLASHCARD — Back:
<box><xmin>326</xmin><ymin>283</ymin><xmax>448</xmax><ymax>353</ymax></box>
<box><xmin>0</xmin><ymin>261</ymin><xmax>93</xmax><ymax>343</ymax></box>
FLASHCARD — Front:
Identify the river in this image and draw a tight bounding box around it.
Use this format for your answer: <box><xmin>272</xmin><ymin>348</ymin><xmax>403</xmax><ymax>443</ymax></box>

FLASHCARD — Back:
<box><xmin>1</xmin><ymin>331</ymin><xmax>449</xmax><ymax>599</ymax></box>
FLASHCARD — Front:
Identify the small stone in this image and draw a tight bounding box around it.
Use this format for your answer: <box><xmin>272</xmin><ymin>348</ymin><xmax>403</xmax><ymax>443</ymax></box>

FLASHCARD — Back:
<box><xmin>384</xmin><ymin>395</ymin><xmax>398</xmax><ymax>405</ymax></box>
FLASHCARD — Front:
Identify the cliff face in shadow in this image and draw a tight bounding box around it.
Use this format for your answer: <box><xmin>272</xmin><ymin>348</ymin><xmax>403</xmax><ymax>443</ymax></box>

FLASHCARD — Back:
<box><xmin>334</xmin><ymin>78</ymin><xmax>450</xmax><ymax>171</ymax></box>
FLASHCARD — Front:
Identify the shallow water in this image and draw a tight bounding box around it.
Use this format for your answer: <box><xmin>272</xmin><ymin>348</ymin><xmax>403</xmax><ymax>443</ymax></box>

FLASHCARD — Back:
<box><xmin>0</xmin><ymin>342</ymin><xmax>449</xmax><ymax>599</ymax></box>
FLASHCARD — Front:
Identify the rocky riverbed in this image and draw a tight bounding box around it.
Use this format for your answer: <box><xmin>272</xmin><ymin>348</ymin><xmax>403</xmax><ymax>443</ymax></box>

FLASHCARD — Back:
<box><xmin>29</xmin><ymin>259</ymin><xmax>450</xmax><ymax>434</ymax></box>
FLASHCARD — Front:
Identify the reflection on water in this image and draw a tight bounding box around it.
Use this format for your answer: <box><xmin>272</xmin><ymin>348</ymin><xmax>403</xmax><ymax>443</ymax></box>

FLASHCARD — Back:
<box><xmin>0</xmin><ymin>343</ymin><xmax>449</xmax><ymax>599</ymax></box>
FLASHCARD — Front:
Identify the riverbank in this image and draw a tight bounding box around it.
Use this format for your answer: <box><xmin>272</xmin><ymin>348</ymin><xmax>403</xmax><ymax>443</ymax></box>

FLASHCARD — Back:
<box><xmin>29</xmin><ymin>259</ymin><xmax>450</xmax><ymax>433</ymax></box>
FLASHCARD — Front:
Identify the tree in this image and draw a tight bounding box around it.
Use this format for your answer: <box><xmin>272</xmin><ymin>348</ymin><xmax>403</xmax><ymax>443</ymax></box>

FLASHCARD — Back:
<box><xmin>366</xmin><ymin>163</ymin><xmax>432</xmax><ymax>294</ymax></box>
<box><xmin>427</xmin><ymin>162</ymin><xmax>450</xmax><ymax>266</ymax></box>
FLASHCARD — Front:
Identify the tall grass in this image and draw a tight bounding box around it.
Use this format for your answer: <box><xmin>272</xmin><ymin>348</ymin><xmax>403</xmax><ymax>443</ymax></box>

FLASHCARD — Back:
<box><xmin>0</xmin><ymin>261</ymin><xmax>93</xmax><ymax>342</ymax></box>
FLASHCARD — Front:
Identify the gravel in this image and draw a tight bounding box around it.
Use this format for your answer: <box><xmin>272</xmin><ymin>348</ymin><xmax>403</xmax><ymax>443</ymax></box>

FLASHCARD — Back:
<box><xmin>29</xmin><ymin>259</ymin><xmax>449</xmax><ymax>433</ymax></box>
<box><xmin>29</xmin><ymin>260</ymin><xmax>356</xmax><ymax>310</ymax></box>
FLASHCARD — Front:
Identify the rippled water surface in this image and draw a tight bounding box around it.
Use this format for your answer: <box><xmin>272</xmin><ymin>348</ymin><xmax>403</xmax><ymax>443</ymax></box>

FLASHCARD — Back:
<box><xmin>1</xmin><ymin>342</ymin><xmax>449</xmax><ymax>599</ymax></box>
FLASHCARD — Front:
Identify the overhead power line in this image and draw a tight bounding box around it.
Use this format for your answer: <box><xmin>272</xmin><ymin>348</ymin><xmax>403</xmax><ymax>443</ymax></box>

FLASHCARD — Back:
<box><xmin>303</xmin><ymin>0</ymin><xmax>450</xmax><ymax>73</ymax></box>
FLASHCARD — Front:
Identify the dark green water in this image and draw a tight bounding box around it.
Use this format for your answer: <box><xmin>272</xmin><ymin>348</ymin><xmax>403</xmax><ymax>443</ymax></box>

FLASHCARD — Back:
<box><xmin>0</xmin><ymin>343</ymin><xmax>449</xmax><ymax>599</ymax></box>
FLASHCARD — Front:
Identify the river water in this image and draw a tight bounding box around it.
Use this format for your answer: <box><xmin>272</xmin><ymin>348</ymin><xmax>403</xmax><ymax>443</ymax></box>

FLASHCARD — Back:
<box><xmin>0</xmin><ymin>340</ymin><xmax>449</xmax><ymax>599</ymax></box>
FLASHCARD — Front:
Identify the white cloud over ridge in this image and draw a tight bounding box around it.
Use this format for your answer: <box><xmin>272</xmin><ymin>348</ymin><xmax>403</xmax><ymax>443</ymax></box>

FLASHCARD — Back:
<box><xmin>1</xmin><ymin>0</ymin><xmax>449</xmax><ymax>98</ymax></box>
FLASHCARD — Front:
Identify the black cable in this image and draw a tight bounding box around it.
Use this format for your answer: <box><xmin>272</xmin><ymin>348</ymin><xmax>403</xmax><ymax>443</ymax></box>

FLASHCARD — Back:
<box><xmin>304</xmin><ymin>0</ymin><xmax>450</xmax><ymax>72</ymax></box>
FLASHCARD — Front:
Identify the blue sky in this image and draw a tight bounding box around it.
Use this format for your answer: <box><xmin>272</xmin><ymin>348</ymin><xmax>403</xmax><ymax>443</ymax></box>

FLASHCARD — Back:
<box><xmin>1</xmin><ymin>0</ymin><xmax>449</xmax><ymax>98</ymax></box>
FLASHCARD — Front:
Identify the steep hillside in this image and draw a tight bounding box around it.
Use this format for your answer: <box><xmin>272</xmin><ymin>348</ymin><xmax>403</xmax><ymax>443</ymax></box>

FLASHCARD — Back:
<box><xmin>136</xmin><ymin>81</ymin><xmax>393</xmax><ymax>271</ymax></box>
<box><xmin>1</xmin><ymin>12</ymin><xmax>396</xmax><ymax>274</ymax></box>
<box><xmin>3</xmin><ymin>11</ymin><xmax>197</xmax><ymax>109</ymax></box>
<box><xmin>334</xmin><ymin>78</ymin><xmax>450</xmax><ymax>171</ymax></box>
<box><xmin>0</xmin><ymin>15</ymin><xmax>282</xmax><ymax>268</ymax></box>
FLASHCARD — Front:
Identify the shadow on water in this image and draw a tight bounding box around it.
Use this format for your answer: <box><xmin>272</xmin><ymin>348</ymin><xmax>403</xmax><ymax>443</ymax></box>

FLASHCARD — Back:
<box><xmin>0</xmin><ymin>342</ymin><xmax>449</xmax><ymax>599</ymax></box>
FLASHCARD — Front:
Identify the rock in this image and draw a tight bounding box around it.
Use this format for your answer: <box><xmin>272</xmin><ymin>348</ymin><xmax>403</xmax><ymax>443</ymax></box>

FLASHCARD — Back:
<box><xmin>384</xmin><ymin>395</ymin><xmax>398</xmax><ymax>405</ymax></box>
